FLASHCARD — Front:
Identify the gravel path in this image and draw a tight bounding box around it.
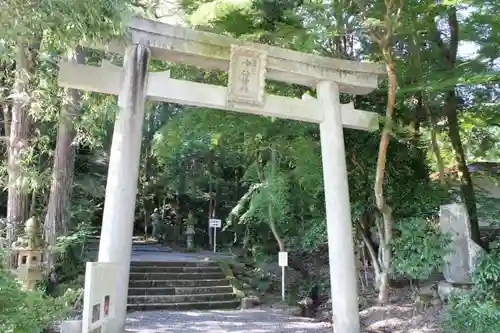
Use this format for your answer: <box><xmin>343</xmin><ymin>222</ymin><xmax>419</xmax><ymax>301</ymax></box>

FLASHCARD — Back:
<box><xmin>125</xmin><ymin>308</ymin><xmax>332</xmax><ymax>333</ymax></box>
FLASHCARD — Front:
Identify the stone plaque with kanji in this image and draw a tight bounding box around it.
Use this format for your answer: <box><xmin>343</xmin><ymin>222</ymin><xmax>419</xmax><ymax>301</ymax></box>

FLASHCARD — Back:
<box><xmin>82</xmin><ymin>262</ymin><xmax>117</xmax><ymax>333</ymax></box>
<box><xmin>227</xmin><ymin>45</ymin><xmax>267</xmax><ymax>109</ymax></box>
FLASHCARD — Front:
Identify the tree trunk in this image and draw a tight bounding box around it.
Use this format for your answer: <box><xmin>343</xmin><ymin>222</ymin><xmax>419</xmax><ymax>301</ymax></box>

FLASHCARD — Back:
<box><xmin>374</xmin><ymin>47</ymin><xmax>397</xmax><ymax>304</ymax></box>
<box><xmin>355</xmin><ymin>207</ymin><xmax>382</xmax><ymax>282</ymax></box>
<box><xmin>267</xmin><ymin>149</ymin><xmax>285</xmax><ymax>252</ymax></box>
<box><xmin>436</xmin><ymin>7</ymin><xmax>481</xmax><ymax>244</ymax></box>
<box><xmin>1</xmin><ymin>61</ymin><xmax>13</xmax><ymax>139</ymax></box>
<box><xmin>141</xmin><ymin>110</ymin><xmax>155</xmax><ymax>238</ymax></box>
<box><xmin>429</xmin><ymin>111</ymin><xmax>446</xmax><ymax>185</ymax></box>
<box><xmin>174</xmin><ymin>167</ymin><xmax>186</xmax><ymax>244</ymax></box>
<box><xmin>44</xmin><ymin>47</ymin><xmax>86</xmax><ymax>272</ymax></box>
<box><xmin>446</xmin><ymin>90</ymin><xmax>481</xmax><ymax>243</ymax></box>
<box><xmin>6</xmin><ymin>39</ymin><xmax>39</xmax><ymax>246</ymax></box>
<box><xmin>2</xmin><ymin>104</ymin><xmax>11</xmax><ymax>139</ymax></box>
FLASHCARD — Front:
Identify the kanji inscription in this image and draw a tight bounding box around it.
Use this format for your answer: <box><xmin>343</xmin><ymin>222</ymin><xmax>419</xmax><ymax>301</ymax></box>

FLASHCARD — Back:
<box><xmin>227</xmin><ymin>45</ymin><xmax>267</xmax><ymax>108</ymax></box>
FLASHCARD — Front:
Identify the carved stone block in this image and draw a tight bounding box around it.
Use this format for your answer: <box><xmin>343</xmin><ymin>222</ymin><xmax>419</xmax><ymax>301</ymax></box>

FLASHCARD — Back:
<box><xmin>439</xmin><ymin>203</ymin><xmax>486</xmax><ymax>284</ymax></box>
<box><xmin>227</xmin><ymin>45</ymin><xmax>267</xmax><ymax>109</ymax></box>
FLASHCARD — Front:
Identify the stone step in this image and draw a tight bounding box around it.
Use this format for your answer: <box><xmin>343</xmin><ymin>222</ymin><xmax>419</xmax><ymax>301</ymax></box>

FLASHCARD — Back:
<box><xmin>129</xmin><ymin>266</ymin><xmax>222</xmax><ymax>274</ymax></box>
<box><xmin>130</xmin><ymin>261</ymin><xmax>219</xmax><ymax>268</ymax></box>
<box><xmin>129</xmin><ymin>279</ymin><xmax>230</xmax><ymax>288</ymax></box>
<box><xmin>128</xmin><ymin>286</ymin><xmax>234</xmax><ymax>296</ymax></box>
<box><xmin>128</xmin><ymin>293</ymin><xmax>236</xmax><ymax>305</ymax></box>
<box><xmin>86</xmin><ymin>245</ymin><xmax>173</xmax><ymax>253</ymax></box>
<box><xmin>129</xmin><ymin>272</ymin><xmax>225</xmax><ymax>281</ymax></box>
<box><xmin>132</xmin><ymin>244</ymin><xmax>173</xmax><ymax>253</ymax></box>
<box><xmin>127</xmin><ymin>299</ymin><xmax>241</xmax><ymax>312</ymax></box>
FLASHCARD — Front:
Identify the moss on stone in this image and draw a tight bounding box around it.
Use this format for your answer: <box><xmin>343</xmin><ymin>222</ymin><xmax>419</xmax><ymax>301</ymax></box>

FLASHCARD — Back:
<box><xmin>197</xmin><ymin>42</ymin><xmax>231</xmax><ymax>59</ymax></box>
<box><xmin>217</xmin><ymin>259</ymin><xmax>246</xmax><ymax>299</ymax></box>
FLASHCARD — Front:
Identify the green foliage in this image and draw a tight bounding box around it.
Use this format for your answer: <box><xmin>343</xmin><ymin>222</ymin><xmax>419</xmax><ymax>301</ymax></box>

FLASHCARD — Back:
<box><xmin>300</xmin><ymin>217</ymin><xmax>327</xmax><ymax>251</ymax></box>
<box><xmin>0</xmin><ymin>0</ymin><xmax>131</xmax><ymax>47</ymax></box>
<box><xmin>443</xmin><ymin>243</ymin><xmax>500</xmax><ymax>333</ymax></box>
<box><xmin>182</xmin><ymin>0</ymin><xmax>304</xmax><ymax>43</ymax></box>
<box><xmin>189</xmin><ymin>0</ymin><xmax>254</xmax><ymax>27</ymax></box>
<box><xmin>0</xmin><ymin>251</ymin><xmax>70</xmax><ymax>333</ymax></box>
<box><xmin>53</xmin><ymin>222</ymin><xmax>97</xmax><ymax>284</ymax></box>
<box><xmin>391</xmin><ymin>216</ymin><xmax>450</xmax><ymax>280</ymax></box>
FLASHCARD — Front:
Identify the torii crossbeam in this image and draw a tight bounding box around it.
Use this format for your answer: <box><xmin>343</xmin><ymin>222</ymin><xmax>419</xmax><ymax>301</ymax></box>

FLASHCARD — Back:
<box><xmin>58</xmin><ymin>17</ymin><xmax>385</xmax><ymax>333</ymax></box>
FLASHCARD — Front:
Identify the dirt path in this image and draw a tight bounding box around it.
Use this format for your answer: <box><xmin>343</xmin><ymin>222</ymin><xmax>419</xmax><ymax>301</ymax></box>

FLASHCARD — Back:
<box><xmin>125</xmin><ymin>308</ymin><xmax>332</xmax><ymax>333</ymax></box>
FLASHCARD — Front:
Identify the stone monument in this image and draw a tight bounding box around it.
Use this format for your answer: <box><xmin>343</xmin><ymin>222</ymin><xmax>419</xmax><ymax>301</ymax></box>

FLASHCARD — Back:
<box><xmin>10</xmin><ymin>216</ymin><xmax>45</xmax><ymax>290</ymax></box>
<box><xmin>439</xmin><ymin>203</ymin><xmax>485</xmax><ymax>284</ymax></box>
<box><xmin>438</xmin><ymin>203</ymin><xmax>486</xmax><ymax>301</ymax></box>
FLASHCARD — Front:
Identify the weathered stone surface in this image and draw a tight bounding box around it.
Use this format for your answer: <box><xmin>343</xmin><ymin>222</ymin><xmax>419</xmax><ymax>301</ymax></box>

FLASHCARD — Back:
<box><xmin>128</xmin><ymin>300</ymin><xmax>240</xmax><ymax>311</ymax></box>
<box><xmin>298</xmin><ymin>297</ymin><xmax>315</xmax><ymax>317</ymax></box>
<box><xmin>240</xmin><ymin>296</ymin><xmax>261</xmax><ymax>309</ymax></box>
<box><xmin>415</xmin><ymin>283</ymin><xmax>441</xmax><ymax>310</ymax></box>
<box><xmin>60</xmin><ymin>320</ymin><xmax>82</xmax><ymax>333</ymax></box>
<box><xmin>227</xmin><ymin>45</ymin><xmax>267</xmax><ymax>109</ymax></box>
<box><xmin>122</xmin><ymin>18</ymin><xmax>386</xmax><ymax>94</ymax></box>
<box><xmin>128</xmin><ymin>292</ymin><xmax>235</xmax><ymax>304</ymax></box>
<box><xmin>59</xmin><ymin>61</ymin><xmax>379</xmax><ymax>128</ymax></box>
<box><xmin>468</xmin><ymin>240</ymin><xmax>485</xmax><ymax>273</ymax></box>
<box><xmin>127</xmin><ymin>261</ymin><xmax>239</xmax><ymax>312</ymax></box>
<box><xmin>418</xmin><ymin>283</ymin><xmax>438</xmax><ymax>299</ymax></box>
<box><xmin>437</xmin><ymin>281</ymin><xmax>469</xmax><ymax>302</ymax></box>
<box><xmin>129</xmin><ymin>271</ymin><xmax>225</xmax><ymax>280</ymax></box>
<box><xmin>287</xmin><ymin>306</ymin><xmax>303</xmax><ymax>317</ymax></box>
<box><xmin>439</xmin><ymin>203</ymin><xmax>486</xmax><ymax>284</ymax></box>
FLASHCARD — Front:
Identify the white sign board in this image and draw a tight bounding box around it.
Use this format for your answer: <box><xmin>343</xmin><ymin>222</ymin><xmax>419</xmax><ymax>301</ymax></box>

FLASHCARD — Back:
<box><xmin>209</xmin><ymin>218</ymin><xmax>222</xmax><ymax>228</ymax></box>
<box><xmin>82</xmin><ymin>262</ymin><xmax>117</xmax><ymax>333</ymax></box>
<box><xmin>279</xmin><ymin>251</ymin><xmax>288</xmax><ymax>267</ymax></box>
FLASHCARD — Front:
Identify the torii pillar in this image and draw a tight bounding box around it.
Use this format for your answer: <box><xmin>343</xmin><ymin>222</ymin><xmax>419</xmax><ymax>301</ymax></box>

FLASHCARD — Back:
<box><xmin>318</xmin><ymin>81</ymin><xmax>359</xmax><ymax>331</ymax></box>
<box><xmin>97</xmin><ymin>44</ymin><xmax>150</xmax><ymax>332</ymax></box>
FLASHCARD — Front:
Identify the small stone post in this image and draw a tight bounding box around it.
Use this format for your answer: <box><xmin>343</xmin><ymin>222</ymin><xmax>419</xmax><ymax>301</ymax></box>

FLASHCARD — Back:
<box><xmin>186</xmin><ymin>225</ymin><xmax>195</xmax><ymax>250</ymax></box>
<box><xmin>186</xmin><ymin>212</ymin><xmax>195</xmax><ymax>250</ymax></box>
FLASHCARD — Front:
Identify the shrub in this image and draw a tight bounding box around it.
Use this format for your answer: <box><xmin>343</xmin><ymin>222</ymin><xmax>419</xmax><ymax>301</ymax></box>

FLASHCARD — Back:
<box><xmin>391</xmin><ymin>216</ymin><xmax>449</xmax><ymax>280</ymax></box>
<box><xmin>443</xmin><ymin>243</ymin><xmax>500</xmax><ymax>333</ymax></box>
<box><xmin>0</xmin><ymin>251</ymin><xmax>71</xmax><ymax>333</ymax></box>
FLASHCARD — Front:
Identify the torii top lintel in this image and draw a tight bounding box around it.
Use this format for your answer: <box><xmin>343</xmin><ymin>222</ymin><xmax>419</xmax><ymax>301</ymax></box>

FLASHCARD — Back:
<box><xmin>100</xmin><ymin>17</ymin><xmax>385</xmax><ymax>95</ymax></box>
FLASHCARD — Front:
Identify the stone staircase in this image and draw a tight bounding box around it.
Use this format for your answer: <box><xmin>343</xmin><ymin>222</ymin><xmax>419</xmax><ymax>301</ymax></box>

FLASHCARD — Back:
<box><xmin>127</xmin><ymin>261</ymin><xmax>240</xmax><ymax>311</ymax></box>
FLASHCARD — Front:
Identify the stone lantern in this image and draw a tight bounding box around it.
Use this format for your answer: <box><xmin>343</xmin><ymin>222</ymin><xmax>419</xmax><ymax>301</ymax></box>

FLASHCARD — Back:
<box><xmin>11</xmin><ymin>216</ymin><xmax>45</xmax><ymax>290</ymax></box>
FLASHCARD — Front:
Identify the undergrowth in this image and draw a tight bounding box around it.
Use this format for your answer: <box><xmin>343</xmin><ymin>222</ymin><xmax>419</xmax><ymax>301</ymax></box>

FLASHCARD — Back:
<box><xmin>443</xmin><ymin>242</ymin><xmax>500</xmax><ymax>333</ymax></box>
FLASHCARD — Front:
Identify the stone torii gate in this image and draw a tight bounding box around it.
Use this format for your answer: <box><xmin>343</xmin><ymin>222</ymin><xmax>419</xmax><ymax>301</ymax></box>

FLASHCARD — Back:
<box><xmin>58</xmin><ymin>17</ymin><xmax>384</xmax><ymax>333</ymax></box>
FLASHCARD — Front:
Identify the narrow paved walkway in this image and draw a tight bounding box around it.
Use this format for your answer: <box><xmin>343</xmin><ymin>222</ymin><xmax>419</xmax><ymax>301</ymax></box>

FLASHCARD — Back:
<box><xmin>126</xmin><ymin>308</ymin><xmax>332</xmax><ymax>333</ymax></box>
